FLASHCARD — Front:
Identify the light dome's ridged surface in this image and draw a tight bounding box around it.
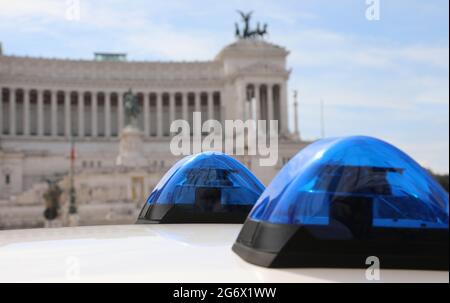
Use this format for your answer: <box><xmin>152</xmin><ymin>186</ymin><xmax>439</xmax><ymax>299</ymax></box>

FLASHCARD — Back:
<box><xmin>138</xmin><ymin>152</ymin><xmax>265</xmax><ymax>224</ymax></box>
<box><xmin>250</xmin><ymin>136</ymin><xmax>448</xmax><ymax>229</ymax></box>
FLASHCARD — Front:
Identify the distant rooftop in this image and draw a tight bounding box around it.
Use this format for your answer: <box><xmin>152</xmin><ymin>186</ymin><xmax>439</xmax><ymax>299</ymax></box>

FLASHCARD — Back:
<box><xmin>94</xmin><ymin>52</ymin><xmax>127</xmax><ymax>62</ymax></box>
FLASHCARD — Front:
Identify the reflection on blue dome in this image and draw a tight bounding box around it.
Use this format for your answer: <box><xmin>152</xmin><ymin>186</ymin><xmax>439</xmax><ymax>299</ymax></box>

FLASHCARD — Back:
<box><xmin>233</xmin><ymin>136</ymin><xmax>449</xmax><ymax>269</ymax></box>
<box><xmin>137</xmin><ymin>152</ymin><xmax>265</xmax><ymax>224</ymax></box>
<box><xmin>250</xmin><ymin>136</ymin><xmax>449</xmax><ymax>230</ymax></box>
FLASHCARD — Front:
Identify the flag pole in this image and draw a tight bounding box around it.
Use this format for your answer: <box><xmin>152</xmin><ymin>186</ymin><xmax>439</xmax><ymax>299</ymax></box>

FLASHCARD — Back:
<box><xmin>68</xmin><ymin>135</ymin><xmax>78</xmax><ymax>226</ymax></box>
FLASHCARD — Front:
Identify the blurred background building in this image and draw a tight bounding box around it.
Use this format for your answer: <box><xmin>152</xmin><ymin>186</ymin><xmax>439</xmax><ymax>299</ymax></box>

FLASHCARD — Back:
<box><xmin>0</xmin><ymin>38</ymin><xmax>307</xmax><ymax>229</ymax></box>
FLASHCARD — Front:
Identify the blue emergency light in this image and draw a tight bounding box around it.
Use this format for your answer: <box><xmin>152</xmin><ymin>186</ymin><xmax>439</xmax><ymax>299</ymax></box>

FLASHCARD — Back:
<box><xmin>137</xmin><ymin>151</ymin><xmax>265</xmax><ymax>224</ymax></box>
<box><xmin>233</xmin><ymin>136</ymin><xmax>449</xmax><ymax>270</ymax></box>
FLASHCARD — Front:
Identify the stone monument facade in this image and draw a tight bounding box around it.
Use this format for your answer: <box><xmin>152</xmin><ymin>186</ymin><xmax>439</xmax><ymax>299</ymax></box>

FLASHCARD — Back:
<box><xmin>0</xmin><ymin>22</ymin><xmax>310</xmax><ymax>228</ymax></box>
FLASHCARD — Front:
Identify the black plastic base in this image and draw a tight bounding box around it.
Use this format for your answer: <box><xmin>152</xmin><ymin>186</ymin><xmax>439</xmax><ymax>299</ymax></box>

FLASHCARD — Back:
<box><xmin>137</xmin><ymin>203</ymin><xmax>253</xmax><ymax>224</ymax></box>
<box><xmin>232</xmin><ymin>219</ymin><xmax>449</xmax><ymax>270</ymax></box>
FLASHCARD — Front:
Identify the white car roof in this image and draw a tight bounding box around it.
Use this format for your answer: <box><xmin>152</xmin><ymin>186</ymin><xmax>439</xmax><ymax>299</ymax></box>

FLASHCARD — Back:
<box><xmin>0</xmin><ymin>224</ymin><xmax>447</xmax><ymax>283</ymax></box>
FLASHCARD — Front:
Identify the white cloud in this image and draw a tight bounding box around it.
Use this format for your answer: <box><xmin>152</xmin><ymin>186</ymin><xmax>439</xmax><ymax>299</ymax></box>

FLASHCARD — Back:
<box><xmin>78</xmin><ymin>2</ymin><xmax>224</xmax><ymax>60</ymax></box>
<box><xmin>125</xmin><ymin>29</ymin><xmax>222</xmax><ymax>61</ymax></box>
<box><xmin>0</xmin><ymin>0</ymin><xmax>62</xmax><ymax>18</ymax></box>
<box><xmin>398</xmin><ymin>46</ymin><xmax>449</xmax><ymax>69</ymax></box>
<box><xmin>286</xmin><ymin>33</ymin><xmax>449</xmax><ymax>71</ymax></box>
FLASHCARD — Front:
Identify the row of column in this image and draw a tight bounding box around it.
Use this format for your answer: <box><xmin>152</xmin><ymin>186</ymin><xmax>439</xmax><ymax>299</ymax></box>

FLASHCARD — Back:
<box><xmin>241</xmin><ymin>83</ymin><xmax>286</xmax><ymax>134</ymax></box>
<box><xmin>0</xmin><ymin>88</ymin><xmax>221</xmax><ymax>138</ymax></box>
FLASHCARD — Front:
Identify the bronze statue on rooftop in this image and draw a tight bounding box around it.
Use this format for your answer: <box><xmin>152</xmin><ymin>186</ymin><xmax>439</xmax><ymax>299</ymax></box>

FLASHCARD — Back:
<box><xmin>235</xmin><ymin>10</ymin><xmax>268</xmax><ymax>39</ymax></box>
<box><xmin>123</xmin><ymin>89</ymin><xmax>141</xmax><ymax>127</ymax></box>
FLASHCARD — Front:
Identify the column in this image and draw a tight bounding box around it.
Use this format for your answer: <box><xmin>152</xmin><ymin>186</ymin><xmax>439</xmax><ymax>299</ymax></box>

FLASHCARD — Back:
<box><xmin>23</xmin><ymin>89</ymin><xmax>30</xmax><ymax>136</ymax></box>
<box><xmin>64</xmin><ymin>91</ymin><xmax>71</xmax><ymax>137</ymax></box>
<box><xmin>239</xmin><ymin>82</ymin><xmax>247</xmax><ymax>121</ymax></box>
<box><xmin>293</xmin><ymin>90</ymin><xmax>300</xmax><ymax>138</ymax></box>
<box><xmin>118</xmin><ymin>91</ymin><xmax>124</xmax><ymax>132</ymax></box>
<box><xmin>267</xmin><ymin>84</ymin><xmax>274</xmax><ymax>120</ymax></box>
<box><xmin>169</xmin><ymin>92</ymin><xmax>175</xmax><ymax>125</ymax></box>
<box><xmin>194</xmin><ymin>91</ymin><xmax>202</xmax><ymax>136</ymax></box>
<box><xmin>218</xmin><ymin>90</ymin><xmax>224</xmax><ymax>123</ymax></box>
<box><xmin>37</xmin><ymin>89</ymin><xmax>44</xmax><ymax>136</ymax></box>
<box><xmin>195</xmin><ymin>91</ymin><xmax>201</xmax><ymax>114</ymax></box>
<box><xmin>92</xmin><ymin>92</ymin><xmax>98</xmax><ymax>137</ymax></box>
<box><xmin>267</xmin><ymin>84</ymin><xmax>274</xmax><ymax>134</ymax></box>
<box><xmin>105</xmin><ymin>92</ymin><xmax>111</xmax><ymax>138</ymax></box>
<box><xmin>143</xmin><ymin>92</ymin><xmax>149</xmax><ymax>136</ymax></box>
<box><xmin>0</xmin><ymin>87</ymin><xmax>3</xmax><ymax>136</ymax></box>
<box><xmin>253</xmin><ymin>84</ymin><xmax>260</xmax><ymax>121</ymax></box>
<box><xmin>9</xmin><ymin>88</ymin><xmax>16</xmax><ymax>136</ymax></box>
<box><xmin>156</xmin><ymin>92</ymin><xmax>163</xmax><ymax>137</ymax></box>
<box><xmin>280</xmin><ymin>82</ymin><xmax>288</xmax><ymax>135</ymax></box>
<box><xmin>207</xmin><ymin>91</ymin><xmax>214</xmax><ymax>120</ymax></box>
<box><xmin>78</xmin><ymin>91</ymin><xmax>84</xmax><ymax>138</ymax></box>
<box><xmin>182</xmin><ymin>92</ymin><xmax>188</xmax><ymax>121</ymax></box>
<box><xmin>51</xmin><ymin>90</ymin><xmax>57</xmax><ymax>137</ymax></box>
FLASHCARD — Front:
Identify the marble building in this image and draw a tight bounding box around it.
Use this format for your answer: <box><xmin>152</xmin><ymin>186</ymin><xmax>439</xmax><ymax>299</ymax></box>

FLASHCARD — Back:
<box><xmin>0</xmin><ymin>38</ymin><xmax>308</xmax><ymax>229</ymax></box>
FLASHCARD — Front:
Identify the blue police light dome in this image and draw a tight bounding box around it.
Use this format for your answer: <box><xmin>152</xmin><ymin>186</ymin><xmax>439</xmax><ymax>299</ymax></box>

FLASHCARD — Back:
<box><xmin>137</xmin><ymin>151</ymin><xmax>265</xmax><ymax>224</ymax></box>
<box><xmin>233</xmin><ymin>136</ymin><xmax>449</xmax><ymax>270</ymax></box>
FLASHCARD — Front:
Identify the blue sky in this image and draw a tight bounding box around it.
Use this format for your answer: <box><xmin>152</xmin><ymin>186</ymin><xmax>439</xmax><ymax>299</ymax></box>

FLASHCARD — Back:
<box><xmin>1</xmin><ymin>0</ymin><xmax>448</xmax><ymax>173</ymax></box>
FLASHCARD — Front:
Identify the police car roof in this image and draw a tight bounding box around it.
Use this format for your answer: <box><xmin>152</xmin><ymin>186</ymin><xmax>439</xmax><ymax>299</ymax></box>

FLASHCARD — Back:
<box><xmin>0</xmin><ymin>224</ymin><xmax>447</xmax><ymax>283</ymax></box>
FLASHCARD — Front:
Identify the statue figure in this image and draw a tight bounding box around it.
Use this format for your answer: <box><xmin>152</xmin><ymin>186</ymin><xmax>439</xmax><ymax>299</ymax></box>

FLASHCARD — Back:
<box><xmin>237</xmin><ymin>10</ymin><xmax>253</xmax><ymax>38</ymax></box>
<box><xmin>234</xmin><ymin>22</ymin><xmax>241</xmax><ymax>38</ymax></box>
<box><xmin>43</xmin><ymin>180</ymin><xmax>62</xmax><ymax>221</ymax></box>
<box><xmin>235</xmin><ymin>10</ymin><xmax>268</xmax><ymax>39</ymax></box>
<box><xmin>257</xmin><ymin>23</ymin><xmax>268</xmax><ymax>38</ymax></box>
<box><xmin>123</xmin><ymin>89</ymin><xmax>141</xmax><ymax>127</ymax></box>
<box><xmin>117</xmin><ymin>88</ymin><xmax>147</xmax><ymax>167</ymax></box>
